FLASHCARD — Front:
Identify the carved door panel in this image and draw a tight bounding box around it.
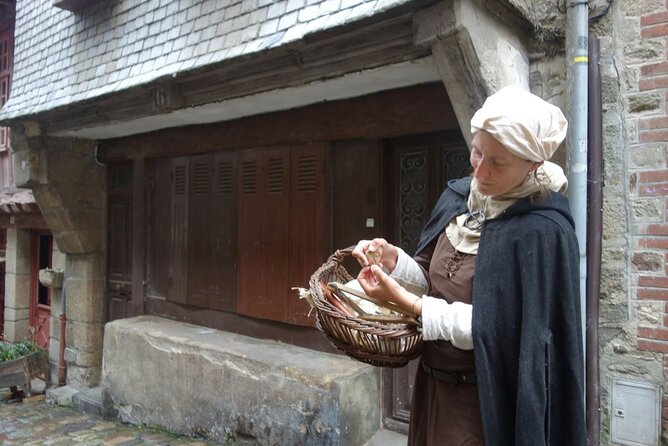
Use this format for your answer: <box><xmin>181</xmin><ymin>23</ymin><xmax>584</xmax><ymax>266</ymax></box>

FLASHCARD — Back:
<box><xmin>383</xmin><ymin>132</ymin><xmax>469</xmax><ymax>433</ymax></box>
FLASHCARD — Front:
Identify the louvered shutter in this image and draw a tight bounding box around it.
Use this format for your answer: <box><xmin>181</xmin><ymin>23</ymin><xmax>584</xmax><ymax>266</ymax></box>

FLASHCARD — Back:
<box><xmin>211</xmin><ymin>152</ymin><xmax>237</xmax><ymax>311</ymax></box>
<box><xmin>185</xmin><ymin>152</ymin><xmax>238</xmax><ymax>311</ymax></box>
<box><xmin>237</xmin><ymin>146</ymin><xmax>290</xmax><ymax>321</ymax></box>
<box><xmin>146</xmin><ymin>158</ymin><xmax>172</xmax><ymax>298</ymax></box>
<box><xmin>169</xmin><ymin>157</ymin><xmax>188</xmax><ymax>303</ymax></box>
<box><xmin>287</xmin><ymin>143</ymin><xmax>326</xmax><ymax>325</ymax></box>
<box><xmin>187</xmin><ymin>154</ymin><xmax>213</xmax><ymax>308</ymax></box>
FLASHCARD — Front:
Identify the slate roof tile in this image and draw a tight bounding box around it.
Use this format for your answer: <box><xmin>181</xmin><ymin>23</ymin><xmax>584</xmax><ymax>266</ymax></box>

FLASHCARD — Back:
<box><xmin>0</xmin><ymin>0</ymin><xmax>412</xmax><ymax>120</ymax></box>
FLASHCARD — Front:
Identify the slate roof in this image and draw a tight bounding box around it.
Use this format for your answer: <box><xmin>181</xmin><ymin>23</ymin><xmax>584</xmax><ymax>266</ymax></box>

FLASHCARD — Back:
<box><xmin>1</xmin><ymin>0</ymin><xmax>413</xmax><ymax>120</ymax></box>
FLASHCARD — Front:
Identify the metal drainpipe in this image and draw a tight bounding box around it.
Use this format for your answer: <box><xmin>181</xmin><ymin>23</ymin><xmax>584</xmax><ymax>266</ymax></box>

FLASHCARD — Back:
<box><xmin>58</xmin><ymin>273</ymin><xmax>67</xmax><ymax>386</ymax></box>
<box><xmin>586</xmin><ymin>36</ymin><xmax>603</xmax><ymax>446</ymax></box>
<box><xmin>565</xmin><ymin>0</ymin><xmax>589</xmax><ymax>418</ymax></box>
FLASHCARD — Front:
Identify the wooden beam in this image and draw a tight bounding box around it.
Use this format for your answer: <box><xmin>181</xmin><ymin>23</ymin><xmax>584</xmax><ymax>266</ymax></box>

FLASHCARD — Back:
<box><xmin>41</xmin><ymin>10</ymin><xmax>431</xmax><ymax>135</ymax></box>
<box><xmin>99</xmin><ymin>83</ymin><xmax>458</xmax><ymax>162</ymax></box>
<box><xmin>0</xmin><ymin>213</ymin><xmax>48</xmax><ymax>229</ymax></box>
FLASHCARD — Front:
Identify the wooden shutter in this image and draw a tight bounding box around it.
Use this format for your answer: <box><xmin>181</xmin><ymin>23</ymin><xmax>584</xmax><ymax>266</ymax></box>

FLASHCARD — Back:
<box><xmin>211</xmin><ymin>152</ymin><xmax>237</xmax><ymax>311</ymax></box>
<box><xmin>146</xmin><ymin>158</ymin><xmax>172</xmax><ymax>299</ymax></box>
<box><xmin>237</xmin><ymin>146</ymin><xmax>290</xmax><ymax>321</ymax></box>
<box><xmin>287</xmin><ymin>143</ymin><xmax>327</xmax><ymax>326</ymax></box>
<box><xmin>169</xmin><ymin>157</ymin><xmax>188</xmax><ymax>304</ymax></box>
<box><xmin>186</xmin><ymin>154</ymin><xmax>213</xmax><ymax>308</ymax></box>
<box><xmin>186</xmin><ymin>152</ymin><xmax>237</xmax><ymax>311</ymax></box>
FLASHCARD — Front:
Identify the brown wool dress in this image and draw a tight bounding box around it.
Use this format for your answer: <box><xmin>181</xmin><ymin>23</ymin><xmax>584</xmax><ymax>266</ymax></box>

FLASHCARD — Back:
<box><xmin>407</xmin><ymin>230</ymin><xmax>484</xmax><ymax>446</ymax></box>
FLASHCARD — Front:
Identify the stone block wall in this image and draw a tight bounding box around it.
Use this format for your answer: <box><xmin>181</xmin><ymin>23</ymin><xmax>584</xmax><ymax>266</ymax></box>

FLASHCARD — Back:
<box><xmin>631</xmin><ymin>2</ymin><xmax>668</xmax><ymax>440</ymax></box>
<box><xmin>11</xmin><ymin>129</ymin><xmax>107</xmax><ymax>388</ymax></box>
<box><xmin>529</xmin><ymin>0</ymin><xmax>668</xmax><ymax>443</ymax></box>
<box><xmin>103</xmin><ymin>316</ymin><xmax>381</xmax><ymax>446</ymax></box>
<box><xmin>590</xmin><ymin>0</ymin><xmax>668</xmax><ymax>443</ymax></box>
<box><xmin>2</xmin><ymin>228</ymin><xmax>31</xmax><ymax>342</ymax></box>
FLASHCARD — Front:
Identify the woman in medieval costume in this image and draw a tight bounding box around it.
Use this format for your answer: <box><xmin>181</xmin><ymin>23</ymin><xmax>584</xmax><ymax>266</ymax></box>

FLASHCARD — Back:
<box><xmin>353</xmin><ymin>86</ymin><xmax>586</xmax><ymax>445</ymax></box>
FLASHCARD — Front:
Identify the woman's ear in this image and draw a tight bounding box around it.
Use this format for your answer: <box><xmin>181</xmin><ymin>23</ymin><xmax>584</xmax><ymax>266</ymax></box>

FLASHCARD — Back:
<box><xmin>531</xmin><ymin>160</ymin><xmax>544</xmax><ymax>172</ymax></box>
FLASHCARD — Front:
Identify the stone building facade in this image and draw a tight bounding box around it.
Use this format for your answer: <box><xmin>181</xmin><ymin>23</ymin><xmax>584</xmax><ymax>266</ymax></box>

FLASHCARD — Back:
<box><xmin>1</xmin><ymin>0</ymin><xmax>667</xmax><ymax>444</ymax></box>
<box><xmin>0</xmin><ymin>0</ymin><xmax>59</xmax><ymax>385</ymax></box>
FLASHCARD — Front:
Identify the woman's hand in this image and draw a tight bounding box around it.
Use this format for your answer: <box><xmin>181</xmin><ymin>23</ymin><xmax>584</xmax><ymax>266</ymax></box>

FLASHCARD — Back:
<box><xmin>352</xmin><ymin>238</ymin><xmax>399</xmax><ymax>273</ymax></box>
<box><xmin>357</xmin><ymin>265</ymin><xmax>422</xmax><ymax>316</ymax></box>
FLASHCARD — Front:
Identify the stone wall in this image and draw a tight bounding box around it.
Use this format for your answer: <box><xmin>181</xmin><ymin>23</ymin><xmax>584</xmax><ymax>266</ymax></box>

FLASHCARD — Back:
<box><xmin>589</xmin><ymin>0</ymin><xmax>666</xmax><ymax>443</ymax></box>
<box><xmin>2</xmin><ymin>228</ymin><xmax>31</xmax><ymax>343</ymax></box>
<box><xmin>11</xmin><ymin>127</ymin><xmax>106</xmax><ymax>388</ymax></box>
<box><xmin>103</xmin><ymin>316</ymin><xmax>381</xmax><ymax>446</ymax></box>
<box><xmin>623</xmin><ymin>1</ymin><xmax>668</xmax><ymax>442</ymax></box>
<box><xmin>527</xmin><ymin>0</ymin><xmax>668</xmax><ymax>443</ymax></box>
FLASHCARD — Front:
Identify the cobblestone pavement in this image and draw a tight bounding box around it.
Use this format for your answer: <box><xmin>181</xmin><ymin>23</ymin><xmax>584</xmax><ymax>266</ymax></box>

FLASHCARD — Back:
<box><xmin>0</xmin><ymin>391</ymin><xmax>220</xmax><ymax>446</ymax></box>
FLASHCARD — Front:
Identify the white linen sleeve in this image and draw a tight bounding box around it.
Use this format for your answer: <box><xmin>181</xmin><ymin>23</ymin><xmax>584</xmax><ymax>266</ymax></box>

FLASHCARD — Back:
<box><xmin>390</xmin><ymin>248</ymin><xmax>429</xmax><ymax>295</ymax></box>
<box><xmin>421</xmin><ymin>296</ymin><xmax>473</xmax><ymax>350</ymax></box>
<box><xmin>390</xmin><ymin>247</ymin><xmax>473</xmax><ymax>350</ymax></box>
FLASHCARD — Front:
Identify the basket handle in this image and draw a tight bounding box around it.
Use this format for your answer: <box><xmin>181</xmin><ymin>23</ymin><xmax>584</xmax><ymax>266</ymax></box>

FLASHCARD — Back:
<box><xmin>328</xmin><ymin>245</ymin><xmax>356</xmax><ymax>264</ymax></box>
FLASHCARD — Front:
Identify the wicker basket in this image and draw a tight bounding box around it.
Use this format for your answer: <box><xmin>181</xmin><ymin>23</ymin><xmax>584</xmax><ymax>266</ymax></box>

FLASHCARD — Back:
<box><xmin>309</xmin><ymin>246</ymin><xmax>423</xmax><ymax>368</ymax></box>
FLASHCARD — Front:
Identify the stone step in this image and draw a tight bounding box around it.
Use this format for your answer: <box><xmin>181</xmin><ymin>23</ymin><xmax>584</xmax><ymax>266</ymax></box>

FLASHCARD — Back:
<box><xmin>72</xmin><ymin>386</ymin><xmax>116</xmax><ymax>419</ymax></box>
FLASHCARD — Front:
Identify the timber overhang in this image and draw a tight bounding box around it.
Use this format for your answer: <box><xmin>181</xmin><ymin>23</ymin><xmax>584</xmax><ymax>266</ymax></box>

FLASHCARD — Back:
<box><xmin>4</xmin><ymin>1</ymin><xmax>441</xmax><ymax>139</ymax></box>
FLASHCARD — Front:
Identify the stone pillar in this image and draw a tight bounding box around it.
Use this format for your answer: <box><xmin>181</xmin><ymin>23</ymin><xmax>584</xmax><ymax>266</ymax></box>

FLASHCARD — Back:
<box><xmin>414</xmin><ymin>0</ymin><xmax>532</xmax><ymax>146</ymax></box>
<box><xmin>63</xmin><ymin>253</ymin><xmax>106</xmax><ymax>386</ymax></box>
<box><xmin>11</xmin><ymin>123</ymin><xmax>106</xmax><ymax>388</ymax></box>
<box><xmin>48</xmin><ymin>246</ymin><xmax>66</xmax><ymax>385</ymax></box>
<box><xmin>3</xmin><ymin>227</ymin><xmax>31</xmax><ymax>342</ymax></box>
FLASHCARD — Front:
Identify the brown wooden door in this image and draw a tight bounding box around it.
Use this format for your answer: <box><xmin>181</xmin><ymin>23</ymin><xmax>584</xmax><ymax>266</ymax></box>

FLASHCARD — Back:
<box><xmin>382</xmin><ymin>132</ymin><xmax>469</xmax><ymax>432</ymax></box>
<box><xmin>107</xmin><ymin>163</ymin><xmax>134</xmax><ymax>321</ymax></box>
<box><xmin>331</xmin><ymin>140</ymin><xmax>383</xmax><ymax>278</ymax></box>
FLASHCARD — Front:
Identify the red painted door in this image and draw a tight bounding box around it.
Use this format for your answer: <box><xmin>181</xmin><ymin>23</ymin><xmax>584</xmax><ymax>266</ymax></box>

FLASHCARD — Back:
<box><xmin>30</xmin><ymin>232</ymin><xmax>52</xmax><ymax>349</ymax></box>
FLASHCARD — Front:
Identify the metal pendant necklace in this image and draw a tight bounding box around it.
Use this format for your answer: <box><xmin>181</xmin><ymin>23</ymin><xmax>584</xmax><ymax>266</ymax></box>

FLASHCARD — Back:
<box><xmin>464</xmin><ymin>192</ymin><xmax>487</xmax><ymax>230</ymax></box>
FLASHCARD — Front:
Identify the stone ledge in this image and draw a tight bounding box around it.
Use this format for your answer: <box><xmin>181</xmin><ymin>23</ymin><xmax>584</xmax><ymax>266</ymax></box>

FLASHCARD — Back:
<box><xmin>102</xmin><ymin>315</ymin><xmax>380</xmax><ymax>445</ymax></box>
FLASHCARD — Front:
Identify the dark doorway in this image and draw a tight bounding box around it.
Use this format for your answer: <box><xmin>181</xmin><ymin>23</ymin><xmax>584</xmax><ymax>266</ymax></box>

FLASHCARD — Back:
<box><xmin>382</xmin><ymin>131</ymin><xmax>469</xmax><ymax>433</ymax></box>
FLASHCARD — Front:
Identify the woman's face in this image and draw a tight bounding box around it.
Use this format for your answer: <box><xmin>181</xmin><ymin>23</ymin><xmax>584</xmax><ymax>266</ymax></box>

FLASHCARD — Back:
<box><xmin>470</xmin><ymin>131</ymin><xmax>541</xmax><ymax>196</ymax></box>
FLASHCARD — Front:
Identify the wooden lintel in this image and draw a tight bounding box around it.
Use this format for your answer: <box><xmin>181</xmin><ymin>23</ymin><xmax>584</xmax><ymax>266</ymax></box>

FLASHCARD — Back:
<box><xmin>0</xmin><ymin>213</ymin><xmax>48</xmax><ymax>229</ymax></box>
<box><xmin>99</xmin><ymin>83</ymin><xmax>458</xmax><ymax>162</ymax></box>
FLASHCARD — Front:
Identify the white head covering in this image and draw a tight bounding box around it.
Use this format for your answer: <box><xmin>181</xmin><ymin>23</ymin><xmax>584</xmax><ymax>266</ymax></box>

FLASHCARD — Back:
<box><xmin>470</xmin><ymin>86</ymin><xmax>568</xmax><ymax>162</ymax></box>
<box><xmin>445</xmin><ymin>87</ymin><xmax>569</xmax><ymax>255</ymax></box>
